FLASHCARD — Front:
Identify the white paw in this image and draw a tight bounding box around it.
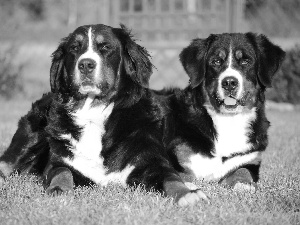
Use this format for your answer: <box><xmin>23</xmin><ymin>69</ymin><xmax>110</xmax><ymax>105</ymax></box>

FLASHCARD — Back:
<box><xmin>178</xmin><ymin>190</ymin><xmax>209</xmax><ymax>207</ymax></box>
<box><xmin>0</xmin><ymin>176</ymin><xmax>4</xmax><ymax>186</ymax></box>
<box><xmin>184</xmin><ymin>182</ymin><xmax>199</xmax><ymax>190</ymax></box>
<box><xmin>234</xmin><ymin>182</ymin><xmax>256</xmax><ymax>194</ymax></box>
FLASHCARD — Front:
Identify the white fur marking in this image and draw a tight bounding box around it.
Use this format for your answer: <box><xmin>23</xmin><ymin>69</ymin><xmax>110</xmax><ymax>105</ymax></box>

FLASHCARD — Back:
<box><xmin>184</xmin><ymin>182</ymin><xmax>199</xmax><ymax>190</ymax></box>
<box><xmin>185</xmin><ymin>108</ymin><xmax>257</xmax><ymax>180</ymax></box>
<box><xmin>186</xmin><ymin>151</ymin><xmax>261</xmax><ymax>181</ymax></box>
<box><xmin>75</xmin><ymin>27</ymin><xmax>102</xmax><ymax>84</ymax></box>
<box><xmin>61</xmin><ymin>97</ymin><xmax>134</xmax><ymax>186</ymax></box>
<box><xmin>0</xmin><ymin>162</ymin><xmax>13</xmax><ymax>177</ymax></box>
<box><xmin>218</xmin><ymin>47</ymin><xmax>244</xmax><ymax>99</ymax></box>
<box><xmin>209</xmin><ymin>108</ymin><xmax>256</xmax><ymax>157</ymax></box>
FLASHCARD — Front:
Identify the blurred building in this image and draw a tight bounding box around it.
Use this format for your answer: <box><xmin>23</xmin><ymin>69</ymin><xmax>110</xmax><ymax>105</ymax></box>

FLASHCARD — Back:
<box><xmin>92</xmin><ymin>0</ymin><xmax>246</xmax><ymax>88</ymax></box>
<box><xmin>1</xmin><ymin>0</ymin><xmax>247</xmax><ymax>90</ymax></box>
<box><xmin>106</xmin><ymin>0</ymin><xmax>246</xmax><ymax>41</ymax></box>
<box><xmin>67</xmin><ymin>0</ymin><xmax>246</xmax><ymax>41</ymax></box>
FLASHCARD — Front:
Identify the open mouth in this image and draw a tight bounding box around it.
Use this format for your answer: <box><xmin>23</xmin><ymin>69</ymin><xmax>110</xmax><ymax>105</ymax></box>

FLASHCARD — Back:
<box><xmin>79</xmin><ymin>80</ymin><xmax>100</xmax><ymax>95</ymax></box>
<box><xmin>222</xmin><ymin>96</ymin><xmax>238</xmax><ymax>109</ymax></box>
<box><xmin>219</xmin><ymin>92</ymin><xmax>250</xmax><ymax>111</ymax></box>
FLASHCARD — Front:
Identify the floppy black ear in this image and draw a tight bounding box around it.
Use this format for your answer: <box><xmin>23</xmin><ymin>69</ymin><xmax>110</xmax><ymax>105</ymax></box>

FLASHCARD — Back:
<box><xmin>247</xmin><ymin>33</ymin><xmax>286</xmax><ymax>88</ymax></box>
<box><xmin>113</xmin><ymin>24</ymin><xmax>153</xmax><ymax>87</ymax></box>
<box><xmin>50</xmin><ymin>37</ymin><xmax>69</xmax><ymax>93</ymax></box>
<box><xmin>179</xmin><ymin>35</ymin><xmax>215</xmax><ymax>88</ymax></box>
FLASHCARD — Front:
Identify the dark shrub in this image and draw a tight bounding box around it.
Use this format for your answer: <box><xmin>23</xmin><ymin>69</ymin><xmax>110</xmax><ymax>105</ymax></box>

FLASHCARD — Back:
<box><xmin>0</xmin><ymin>47</ymin><xmax>23</xmax><ymax>99</ymax></box>
<box><xmin>267</xmin><ymin>45</ymin><xmax>300</xmax><ymax>104</ymax></box>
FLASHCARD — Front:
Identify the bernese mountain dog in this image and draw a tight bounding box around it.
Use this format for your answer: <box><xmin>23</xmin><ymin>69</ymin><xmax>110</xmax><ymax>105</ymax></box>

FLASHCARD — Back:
<box><xmin>0</xmin><ymin>24</ymin><xmax>208</xmax><ymax>206</ymax></box>
<box><xmin>165</xmin><ymin>33</ymin><xmax>285</xmax><ymax>192</ymax></box>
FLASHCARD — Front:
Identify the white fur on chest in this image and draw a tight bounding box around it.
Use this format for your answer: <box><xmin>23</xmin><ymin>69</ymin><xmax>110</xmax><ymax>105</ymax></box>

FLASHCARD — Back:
<box><xmin>61</xmin><ymin>97</ymin><xmax>134</xmax><ymax>186</ymax></box>
<box><xmin>210</xmin><ymin>108</ymin><xmax>256</xmax><ymax>157</ymax></box>
<box><xmin>185</xmin><ymin>108</ymin><xmax>258</xmax><ymax>180</ymax></box>
<box><xmin>71</xmin><ymin>97</ymin><xmax>111</xmax><ymax>158</ymax></box>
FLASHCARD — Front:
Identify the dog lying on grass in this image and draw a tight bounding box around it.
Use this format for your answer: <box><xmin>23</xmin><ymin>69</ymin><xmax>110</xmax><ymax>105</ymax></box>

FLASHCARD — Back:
<box><xmin>0</xmin><ymin>27</ymin><xmax>284</xmax><ymax>206</ymax></box>
<box><xmin>0</xmin><ymin>24</ymin><xmax>208</xmax><ymax>207</ymax></box>
<box><xmin>164</xmin><ymin>33</ymin><xmax>285</xmax><ymax>192</ymax></box>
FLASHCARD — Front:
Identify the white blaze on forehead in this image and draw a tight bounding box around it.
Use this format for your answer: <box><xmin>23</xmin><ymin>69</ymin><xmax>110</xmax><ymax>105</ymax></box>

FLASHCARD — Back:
<box><xmin>75</xmin><ymin>27</ymin><xmax>102</xmax><ymax>83</ymax></box>
<box><xmin>218</xmin><ymin>46</ymin><xmax>244</xmax><ymax>99</ymax></box>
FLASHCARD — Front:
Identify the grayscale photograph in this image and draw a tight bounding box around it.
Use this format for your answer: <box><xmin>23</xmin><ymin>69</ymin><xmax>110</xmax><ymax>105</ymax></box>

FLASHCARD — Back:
<box><xmin>0</xmin><ymin>0</ymin><xmax>299</xmax><ymax>224</ymax></box>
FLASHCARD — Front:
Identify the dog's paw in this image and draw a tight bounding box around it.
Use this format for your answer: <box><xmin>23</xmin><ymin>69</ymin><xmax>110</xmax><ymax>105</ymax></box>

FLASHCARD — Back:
<box><xmin>46</xmin><ymin>185</ymin><xmax>74</xmax><ymax>196</ymax></box>
<box><xmin>0</xmin><ymin>163</ymin><xmax>12</xmax><ymax>186</ymax></box>
<box><xmin>0</xmin><ymin>176</ymin><xmax>5</xmax><ymax>186</ymax></box>
<box><xmin>233</xmin><ymin>182</ymin><xmax>256</xmax><ymax>194</ymax></box>
<box><xmin>178</xmin><ymin>189</ymin><xmax>209</xmax><ymax>207</ymax></box>
<box><xmin>184</xmin><ymin>182</ymin><xmax>199</xmax><ymax>190</ymax></box>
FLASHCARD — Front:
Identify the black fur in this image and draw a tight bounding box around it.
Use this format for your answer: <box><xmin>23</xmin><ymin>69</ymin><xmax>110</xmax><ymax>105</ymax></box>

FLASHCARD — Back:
<box><xmin>165</xmin><ymin>33</ymin><xmax>285</xmax><ymax>187</ymax></box>
<box><xmin>0</xmin><ymin>93</ymin><xmax>53</xmax><ymax>176</ymax></box>
<box><xmin>1</xmin><ymin>29</ymin><xmax>284</xmax><ymax>203</ymax></box>
<box><xmin>0</xmin><ymin>24</ymin><xmax>196</xmax><ymax>204</ymax></box>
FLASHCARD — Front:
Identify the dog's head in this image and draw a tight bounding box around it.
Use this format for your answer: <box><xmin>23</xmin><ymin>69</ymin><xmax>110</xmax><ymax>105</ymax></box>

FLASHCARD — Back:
<box><xmin>180</xmin><ymin>33</ymin><xmax>285</xmax><ymax>114</ymax></box>
<box><xmin>50</xmin><ymin>24</ymin><xmax>152</xmax><ymax>101</ymax></box>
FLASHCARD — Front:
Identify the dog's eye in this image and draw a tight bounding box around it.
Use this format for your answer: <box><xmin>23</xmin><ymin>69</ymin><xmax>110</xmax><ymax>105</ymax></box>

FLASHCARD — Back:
<box><xmin>70</xmin><ymin>45</ymin><xmax>79</xmax><ymax>52</ymax></box>
<box><xmin>98</xmin><ymin>43</ymin><xmax>110</xmax><ymax>51</ymax></box>
<box><xmin>102</xmin><ymin>45</ymin><xmax>109</xmax><ymax>50</ymax></box>
<box><xmin>240</xmin><ymin>59</ymin><xmax>250</xmax><ymax>65</ymax></box>
<box><xmin>212</xmin><ymin>59</ymin><xmax>222</xmax><ymax>66</ymax></box>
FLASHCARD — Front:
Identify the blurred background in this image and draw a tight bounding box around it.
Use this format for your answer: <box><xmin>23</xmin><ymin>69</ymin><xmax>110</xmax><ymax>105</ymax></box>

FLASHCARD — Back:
<box><xmin>0</xmin><ymin>0</ymin><xmax>300</xmax><ymax>105</ymax></box>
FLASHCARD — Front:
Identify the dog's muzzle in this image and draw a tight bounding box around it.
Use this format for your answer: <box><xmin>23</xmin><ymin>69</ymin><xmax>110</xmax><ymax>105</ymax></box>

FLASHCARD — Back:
<box><xmin>77</xmin><ymin>58</ymin><xmax>101</xmax><ymax>95</ymax></box>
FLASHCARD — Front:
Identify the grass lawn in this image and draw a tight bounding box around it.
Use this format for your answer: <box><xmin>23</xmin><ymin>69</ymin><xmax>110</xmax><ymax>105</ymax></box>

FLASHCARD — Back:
<box><xmin>0</xmin><ymin>98</ymin><xmax>299</xmax><ymax>225</ymax></box>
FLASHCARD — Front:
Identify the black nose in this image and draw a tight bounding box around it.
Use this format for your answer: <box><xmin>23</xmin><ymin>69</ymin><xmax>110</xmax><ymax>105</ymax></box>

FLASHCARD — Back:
<box><xmin>221</xmin><ymin>76</ymin><xmax>239</xmax><ymax>92</ymax></box>
<box><xmin>78</xmin><ymin>58</ymin><xmax>96</xmax><ymax>74</ymax></box>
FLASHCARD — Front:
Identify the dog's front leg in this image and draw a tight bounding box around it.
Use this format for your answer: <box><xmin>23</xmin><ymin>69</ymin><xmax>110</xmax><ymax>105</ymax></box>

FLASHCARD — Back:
<box><xmin>219</xmin><ymin>165</ymin><xmax>260</xmax><ymax>193</ymax></box>
<box><xmin>163</xmin><ymin>176</ymin><xmax>209</xmax><ymax>206</ymax></box>
<box><xmin>127</xmin><ymin>158</ymin><xmax>209</xmax><ymax>207</ymax></box>
<box><xmin>44</xmin><ymin>165</ymin><xmax>74</xmax><ymax>196</ymax></box>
